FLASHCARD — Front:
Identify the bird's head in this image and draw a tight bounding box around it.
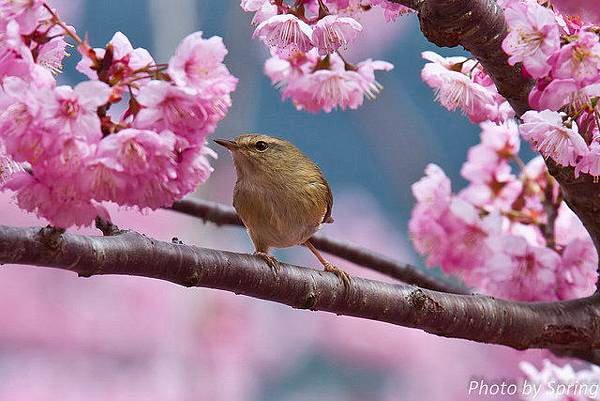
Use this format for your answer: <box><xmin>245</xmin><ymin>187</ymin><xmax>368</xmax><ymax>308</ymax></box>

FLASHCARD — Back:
<box><xmin>214</xmin><ymin>134</ymin><xmax>305</xmax><ymax>180</ymax></box>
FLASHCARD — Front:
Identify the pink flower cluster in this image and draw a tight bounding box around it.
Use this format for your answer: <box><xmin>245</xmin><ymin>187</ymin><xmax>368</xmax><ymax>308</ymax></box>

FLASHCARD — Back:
<box><xmin>501</xmin><ymin>0</ymin><xmax>600</xmax><ymax>175</ymax></box>
<box><xmin>409</xmin><ymin>122</ymin><xmax>597</xmax><ymax>301</ymax></box>
<box><xmin>0</xmin><ymin>1</ymin><xmax>237</xmax><ymax>227</ymax></box>
<box><xmin>241</xmin><ymin>0</ymin><xmax>408</xmax><ymax>112</ymax></box>
<box><xmin>421</xmin><ymin>51</ymin><xmax>515</xmax><ymax>124</ymax></box>
<box><xmin>413</xmin><ymin>0</ymin><xmax>600</xmax><ymax>300</ymax></box>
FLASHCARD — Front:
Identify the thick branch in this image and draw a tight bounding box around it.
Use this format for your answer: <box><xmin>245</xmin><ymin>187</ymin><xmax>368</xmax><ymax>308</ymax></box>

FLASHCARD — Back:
<box><xmin>170</xmin><ymin>198</ymin><xmax>468</xmax><ymax>294</ymax></box>
<box><xmin>2</xmin><ymin>224</ymin><xmax>600</xmax><ymax>351</ymax></box>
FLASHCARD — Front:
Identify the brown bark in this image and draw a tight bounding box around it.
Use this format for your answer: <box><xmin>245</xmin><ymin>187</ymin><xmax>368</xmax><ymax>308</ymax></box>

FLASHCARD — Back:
<box><xmin>2</xmin><ymin>224</ymin><xmax>600</xmax><ymax>352</ymax></box>
<box><xmin>170</xmin><ymin>198</ymin><xmax>468</xmax><ymax>294</ymax></box>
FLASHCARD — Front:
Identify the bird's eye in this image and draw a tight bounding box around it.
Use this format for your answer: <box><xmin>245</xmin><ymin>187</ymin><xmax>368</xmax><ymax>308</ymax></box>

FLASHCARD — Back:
<box><xmin>255</xmin><ymin>141</ymin><xmax>269</xmax><ymax>152</ymax></box>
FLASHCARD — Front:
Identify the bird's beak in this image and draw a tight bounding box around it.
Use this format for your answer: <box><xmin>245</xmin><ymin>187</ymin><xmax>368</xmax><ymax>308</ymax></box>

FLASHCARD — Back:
<box><xmin>213</xmin><ymin>139</ymin><xmax>239</xmax><ymax>150</ymax></box>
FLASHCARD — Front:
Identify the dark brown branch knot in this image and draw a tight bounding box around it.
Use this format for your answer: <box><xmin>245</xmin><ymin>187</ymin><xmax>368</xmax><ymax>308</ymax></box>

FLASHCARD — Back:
<box><xmin>38</xmin><ymin>225</ymin><xmax>65</xmax><ymax>250</ymax></box>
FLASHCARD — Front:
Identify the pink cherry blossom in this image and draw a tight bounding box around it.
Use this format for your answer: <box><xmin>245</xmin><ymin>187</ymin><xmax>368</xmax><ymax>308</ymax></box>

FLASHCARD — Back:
<box><xmin>421</xmin><ymin>51</ymin><xmax>501</xmax><ymax>123</ymax></box>
<box><xmin>264</xmin><ymin>48</ymin><xmax>320</xmax><ymax>85</ymax></box>
<box><xmin>0</xmin><ymin>20</ymin><xmax>36</xmax><ymax>80</ymax></box>
<box><xmin>480</xmin><ymin>120</ymin><xmax>521</xmax><ymax>156</ymax></box>
<box><xmin>575</xmin><ymin>139</ymin><xmax>600</xmax><ymax>177</ymax></box>
<box><xmin>284</xmin><ymin>67</ymin><xmax>364</xmax><ymax>112</ymax></box>
<box><xmin>0</xmin><ymin>77</ymin><xmax>52</xmax><ymax>163</ymax></box>
<box><xmin>251</xmin><ymin>2</ymin><xmax>278</xmax><ymax>25</ymax></box>
<box><xmin>502</xmin><ymin>0</ymin><xmax>560</xmax><ymax>78</ymax></box>
<box><xmin>411</xmin><ymin>163</ymin><xmax>452</xmax><ymax>214</ymax></box>
<box><xmin>44</xmin><ymin>136</ymin><xmax>95</xmax><ymax>177</ymax></box>
<box><xmin>459</xmin><ymin>179</ymin><xmax>523</xmax><ymax>211</ymax></box>
<box><xmin>44</xmin><ymin>81</ymin><xmax>111</xmax><ymax>141</ymax></box>
<box><xmin>458</xmin><ymin>123</ymin><xmax>521</xmax><ymax>210</ymax></box>
<box><xmin>36</xmin><ymin>28</ymin><xmax>69</xmax><ymax>75</ymax></box>
<box><xmin>528</xmin><ymin>78</ymin><xmax>578</xmax><ymax>111</ymax></box>
<box><xmin>356</xmin><ymin>58</ymin><xmax>394</xmax><ymax>99</ymax></box>
<box><xmin>483</xmin><ymin>234</ymin><xmax>560</xmax><ymax>301</ymax></box>
<box><xmin>241</xmin><ymin>0</ymin><xmax>395</xmax><ymax>113</ymax></box>
<box><xmin>368</xmin><ymin>0</ymin><xmax>413</xmax><ymax>22</ymax></box>
<box><xmin>0</xmin><ymin>0</ymin><xmax>44</xmax><ymax>34</ymax></box>
<box><xmin>410</xmin><ymin>188</ymin><xmax>499</xmax><ymax>277</ymax></box>
<box><xmin>530</xmin><ymin>78</ymin><xmax>600</xmax><ymax>112</ymax></box>
<box><xmin>442</xmin><ymin>198</ymin><xmax>497</xmax><ymax>276</ymax></box>
<box><xmin>240</xmin><ymin>0</ymin><xmax>267</xmax><ymax>12</ymax></box>
<box><xmin>135</xmin><ymin>81</ymin><xmax>218</xmax><ymax>142</ymax></box>
<box><xmin>408</xmin><ymin>208</ymin><xmax>449</xmax><ymax>268</ymax></box>
<box><xmin>4</xmin><ymin>171</ymin><xmax>108</xmax><ymax>228</ymax></box>
<box><xmin>76</xmin><ymin>31</ymin><xmax>155</xmax><ymax>81</ymax></box>
<box><xmin>311</xmin><ymin>15</ymin><xmax>362</xmax><ymax>56</ymax></box>
<box><xmin>555</xmin><ymin>202</ymin><xmax>593</xmax><ymax>245</ymax></box>
<box><xmin>0</xmin><ymin>2</ymin><xmax>236</xmax><ymax>228</ymax></box>
<box><xmin>85</xmin><ymin>128</ymin><xmax>178</xmax><ymax>208</ymax></box>
<box><xmin>409</xmin><ymin>138</ymin><xmax>597</xmax><ymax>301</ymax></box>
<box><xmin>271</xmin><ymin>52</ymin><xmax>392</xmax><ymax>113</ymax></box>
<box><xmin>461</xmin><ymin>143</ymin><xmax>513</xmax><ymax>185</ymax></box>
<box><xmin>167</xmin><ymin>31</ymin><xmax>238</xmax><ymax>96</ymax></box>
<box><xmin>0</xmin><ymin>145</ymin><xmax>23</xmax><ymax>186</ymax></box>
<box><xmin>558</xmin><ymin>238</ymin><xmax>597</xmax><ymax>300</ymax></box>
<box><xmin>84</xmin><ymin>129</ymin><xmax>215</xmax><ymax>211</ymax></box>
<box><xmin>461</xmin><ymin>120</ymin><xmax>521</xmax><ymax>188</ymax></box>
<box><xmin>253</xmin><ymin>14</ymin><xmax>313</xmax><ymax>58</ymax></box>
<box><xmin>167</xmin><ymin>144</ymin><xmax>216</xmax><ymax>198</ymax></box>
<box><xmin>409</xmin><ymin>164</ymin><xmax>454</xmax><ymax>268</ymax></box>
<box><xmin>552</xmin><ymin>31</ymin><xmax>600</xmax><ymax>83</ymax></box>
<box><xmin>520</xmin><ymin>110</ymin><xmax>588</xmax><ymax>166</ymax></box>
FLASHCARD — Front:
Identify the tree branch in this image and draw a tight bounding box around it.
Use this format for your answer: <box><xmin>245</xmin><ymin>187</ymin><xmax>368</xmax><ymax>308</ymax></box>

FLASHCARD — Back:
<box><xmin>2</xmin><ymin>224</ymin><xmax>600</xmax><ymax>352</ymax></box>
<box><xmin>169</xmin><ymin>198</ymin><xmax>468</xmax><ymax>294</ymax></box>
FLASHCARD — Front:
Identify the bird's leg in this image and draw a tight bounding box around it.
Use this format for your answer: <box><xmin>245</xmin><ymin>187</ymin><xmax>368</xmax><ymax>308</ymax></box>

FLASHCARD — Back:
<box><xmin>253</xmin><ymin>246</ymin><xmax>281</xmax><ymax>273</ymax></box>
<box><xmin>304</xmin><ymin>240</ymin><xmax>351</xmax><ymax>288</ymax></box>
<box><xmin>249</xmin><ymin>233</ymin><xmax>281</xmax><ymax>273</ymax></box>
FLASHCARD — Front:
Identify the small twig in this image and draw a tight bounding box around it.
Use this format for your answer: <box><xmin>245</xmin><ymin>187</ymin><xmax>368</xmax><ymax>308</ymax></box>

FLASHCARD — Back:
<box><xmin>95</xmin><ymin>216</ymin><xmax>123</xmax><ymax>236</ymax></box>
<box><xmin>43</xmin><ymin>3</ymin><xmax>83</xmax><ymax>44</ymax></box>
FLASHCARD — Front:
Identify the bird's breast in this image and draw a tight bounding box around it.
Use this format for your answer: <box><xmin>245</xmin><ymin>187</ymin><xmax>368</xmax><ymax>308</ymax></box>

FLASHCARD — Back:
<box><xmin>233</xmin><ymin>179</ymin><xmax>326</xmax><ymax>249</ymax></box>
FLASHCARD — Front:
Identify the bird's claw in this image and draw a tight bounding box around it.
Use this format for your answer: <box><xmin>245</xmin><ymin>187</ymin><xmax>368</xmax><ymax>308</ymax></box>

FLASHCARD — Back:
<box><xmin>254</xmin><ymin>252</ymin><xmax>281</xmax><ymax>273</ymax></box>
<box><xmin>323</xmin><ymin>262</ymin><xmax>351</xmax><ymax>289</ymax></box>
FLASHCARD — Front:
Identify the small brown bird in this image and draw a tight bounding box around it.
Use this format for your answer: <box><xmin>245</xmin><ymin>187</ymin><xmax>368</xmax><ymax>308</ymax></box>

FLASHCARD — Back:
<box><xmin>214</xmin><ymin>134</ymin><xmax>350</xmax><ymax>286</ymax></box>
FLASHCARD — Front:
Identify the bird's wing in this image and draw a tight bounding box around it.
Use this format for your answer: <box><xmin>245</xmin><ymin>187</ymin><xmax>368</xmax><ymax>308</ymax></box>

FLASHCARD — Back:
<box><xmin>322</xmin><ymin>179</ymin><xmax>334</xmax><ymax>224</ymax></box>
